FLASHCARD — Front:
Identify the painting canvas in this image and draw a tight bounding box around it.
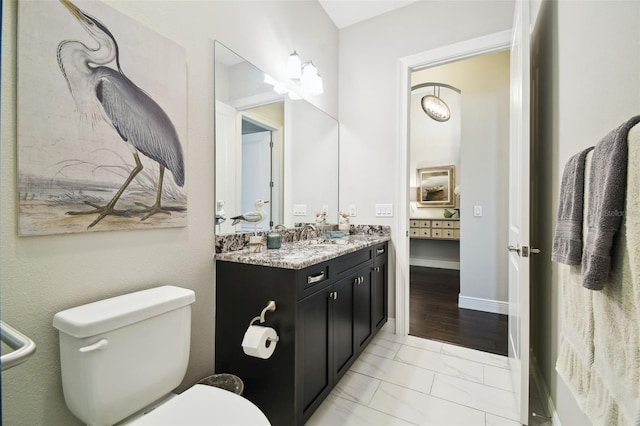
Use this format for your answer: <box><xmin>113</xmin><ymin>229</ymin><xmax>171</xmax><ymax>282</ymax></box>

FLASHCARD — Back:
<box><xmin>17</xmin><ymin>0</ymin><xmax>187</xmax><ymax>236</ymax></box>
<box><xmin>417</xmin><ymin>165</ymin><xmax>455</xmax><ymax>207</ymax></box>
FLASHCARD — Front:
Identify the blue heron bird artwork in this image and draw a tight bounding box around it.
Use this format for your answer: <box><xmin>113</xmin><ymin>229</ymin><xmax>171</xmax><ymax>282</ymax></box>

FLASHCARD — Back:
<box><xmin>17</xmin><ymin>0</ymin><xmax>187</xmax><ymax>235</ymax></box>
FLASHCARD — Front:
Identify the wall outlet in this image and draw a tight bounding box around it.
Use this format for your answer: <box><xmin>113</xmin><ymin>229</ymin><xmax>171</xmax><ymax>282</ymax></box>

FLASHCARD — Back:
<box><xmin>375</xmin><ymin>203</ymin><xmax>393</xmax><ymax>217</ymax></box>
<box><xmin>348</xmin><ymin>204</ymin><xmax>357</xmax><ymax>217</ymax></box>
<box><xmin>293</xmin><ymin>204</ymin><xmax>307</xmax><ymax>216</ymax></box>
<box><xmin>473</xmin><ymin>205</ymin><xmax>483</xmax><ymax>217</ymax></box>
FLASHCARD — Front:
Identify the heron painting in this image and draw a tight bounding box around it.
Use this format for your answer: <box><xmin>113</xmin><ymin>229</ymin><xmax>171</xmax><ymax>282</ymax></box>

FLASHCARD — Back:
<box><xmin>17</xmin><ymin>0</ymin><xmax>187</xmax><ymax>235</ymax></box>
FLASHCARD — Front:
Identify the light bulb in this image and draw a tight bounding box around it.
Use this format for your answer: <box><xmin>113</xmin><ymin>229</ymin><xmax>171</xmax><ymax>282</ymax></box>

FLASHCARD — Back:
<box><xmin>287</xmin><ymin>51</ymin><xmax>301</xmax><ymax>80</ymax></box>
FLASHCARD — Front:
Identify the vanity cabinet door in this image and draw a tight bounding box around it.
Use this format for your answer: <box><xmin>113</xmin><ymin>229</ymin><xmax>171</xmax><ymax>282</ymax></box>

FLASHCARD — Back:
<box><xmin>354</xmin><ymin>266</ymin><xmax>373</xmax><ymax>353</ymax></box>
<box><xmin>298</xmin><ymin>286</ymin><xmax>333</xmax><ymax>421</ymax></box>
<box><xmin>373</xmin><ymin>244</ymin><xmax>389</xmax><ymax>331</ymax></box>
<box><xmin>331</xmin><ymin>275</ymin><xmax>356</xmax><ymax>383</ymax></box>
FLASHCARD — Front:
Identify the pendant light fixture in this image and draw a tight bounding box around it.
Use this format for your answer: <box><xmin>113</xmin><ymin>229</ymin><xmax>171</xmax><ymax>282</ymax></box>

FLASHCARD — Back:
<box><xmin>421</xmin><ymin>85</ymin><xmax>451</xmax><ymax>122</ymax></box>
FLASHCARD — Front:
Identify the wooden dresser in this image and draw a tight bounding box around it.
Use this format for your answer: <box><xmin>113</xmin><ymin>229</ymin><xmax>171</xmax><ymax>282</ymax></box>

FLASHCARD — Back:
<box><xmin>409</xmin><ymin>218</ymin><xmax>460</xmax><ymax>240</ymax></box>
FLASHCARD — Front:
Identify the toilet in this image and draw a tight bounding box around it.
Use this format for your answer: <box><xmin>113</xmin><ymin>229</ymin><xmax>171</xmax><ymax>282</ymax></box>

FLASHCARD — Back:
<box><xmin>53</xmin><ymin>285</ymin><xmax>270</xmax><ymax>425</ymax></box>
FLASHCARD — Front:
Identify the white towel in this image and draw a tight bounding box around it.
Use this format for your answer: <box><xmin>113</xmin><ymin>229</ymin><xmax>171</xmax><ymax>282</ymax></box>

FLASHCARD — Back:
<box><xmin>585</xmin><ymin>123</ymin><xmax>640</xmax><ymax>426</ymax></box>
<box><xmin>557</xmin><ymin>123</ymin><xmax>640</xmax><ymax>426</ymax></box>
<box><xmin>556</xmin><ymin>150</ymin><xmax>595</xmax><ymax>412</ymax></box>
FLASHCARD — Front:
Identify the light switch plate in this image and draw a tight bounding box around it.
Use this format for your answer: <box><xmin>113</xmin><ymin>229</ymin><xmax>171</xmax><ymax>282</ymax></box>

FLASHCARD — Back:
<box><xmin>473</xmin><ymin>205</ymin><xmax>483</xmax><ymax>217</ymax></box>
<box><xmin>293</xmin><ymin>204</ymin><xmax>307</xmax><ymax>216</ymax></box>
<box><xmin>348</xmin><ymin>204</ymin><xmax>357</xmax><ymax>217</ymax></box>
<box><xmin>375</xmin><ymin>203</ymin><xmax>393</xmax><ymax>217</ymax></box>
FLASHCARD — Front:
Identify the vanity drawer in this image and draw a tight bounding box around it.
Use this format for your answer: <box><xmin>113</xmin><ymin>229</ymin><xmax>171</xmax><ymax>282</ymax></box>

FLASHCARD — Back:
<box><xmin>297</xmin><ymin>263</ymin><xmax>332</xmax><ymax>300</ymax></box>
<box><xmin>333</xmin><ymin>247</ymin><xmax>373</xmax><ymax>278</ymax></box>
<box><xmin>374</xmin><ymin>243</ymin><xmax>388</xmax><ymax>260</ymax></box>
<box><xmin>420</xmin><ymin>228</ymin><xmax>432</xmax><ymax>238</ymax></box>
<box><xmin>432</xmin><ymin>229</ymin><xmax>442</xmax><ymax>238</ymax></box>
<box><xmin>409</xmin><ymin>220</ymin><xmax>420</xmax><ymax>227</ymax></box>
<box><xmin>410</xmin><ymin>228</ymin><xmax>420</xmax><ymax>237</ymax></box>
<box><xmin>442</xmin><ymin>221</ymin><xmax>455</xmax><ymax>228</ymax></box>
<box><xmin>442</xmin><ymin>229</ymin><xmax>455</xmax><ymax>238</ymax></box>
<box><xmin>431</xmin><ymin>221</ymin><xmax>443</xmax><ymax>228</ymax></box>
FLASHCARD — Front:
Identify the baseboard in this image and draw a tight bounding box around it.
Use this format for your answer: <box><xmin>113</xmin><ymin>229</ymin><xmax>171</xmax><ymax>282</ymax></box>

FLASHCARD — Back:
<box><xmin>410</xmin><ymin>258</ymin><xmax>460</xmax><ymax>270</ymax></box>
<box><xmin>458</xmin><ymin>295</ymin><xmax>508</xmax><ymax>315</ymax></box>
<box><xmin>530</xmin><ymin>351</ymin><xmax>562</xmax><ymax>426</ymax></box>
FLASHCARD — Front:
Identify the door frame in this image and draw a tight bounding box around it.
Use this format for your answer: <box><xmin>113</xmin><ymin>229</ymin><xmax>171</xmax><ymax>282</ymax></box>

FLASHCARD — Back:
<box><xmin>394</xmin><ymin>30</ymin><xmax>512</xmax><ymax>336</ymax></box>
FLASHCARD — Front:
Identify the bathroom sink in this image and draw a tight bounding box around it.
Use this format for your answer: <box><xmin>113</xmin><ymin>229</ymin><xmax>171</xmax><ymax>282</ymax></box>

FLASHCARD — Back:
<box><xmin>296</xmin><ymin>237</ymin><xmax>348</xmax><ymax>247</ymax></box>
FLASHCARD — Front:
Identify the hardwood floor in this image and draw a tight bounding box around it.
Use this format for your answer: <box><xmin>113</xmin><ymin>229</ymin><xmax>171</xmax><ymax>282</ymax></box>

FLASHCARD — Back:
<box><xmin>409</xmin><ymin>266</ymin><xmax>508</xmax><ymax>356</ymax></box>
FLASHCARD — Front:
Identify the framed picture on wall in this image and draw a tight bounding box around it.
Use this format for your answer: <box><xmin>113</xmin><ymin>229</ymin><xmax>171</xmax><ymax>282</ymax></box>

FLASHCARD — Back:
<box><xmin>417</xmin><ymin>165</ymin><xmax>455</xmax><ymax>207</ymax></box>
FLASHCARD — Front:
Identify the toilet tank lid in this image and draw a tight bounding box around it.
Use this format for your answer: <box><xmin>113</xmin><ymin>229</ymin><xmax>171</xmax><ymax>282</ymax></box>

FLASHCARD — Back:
<box><xmin>53</xmin><ymin>286</ymin><xmax>195</xmax><ymax>338</ymax></box>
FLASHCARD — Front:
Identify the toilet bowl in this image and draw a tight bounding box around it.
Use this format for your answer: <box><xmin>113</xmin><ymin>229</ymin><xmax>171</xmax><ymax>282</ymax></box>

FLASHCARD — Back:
<box><xmin>121</xmin><ymin>385</ymin><xmax>269</xmax><ymax>425</ymax></box>
<box><xmin>53</xmin><ymin>286</ymin><xmax>270</xmax><ymax>425</ymax></box>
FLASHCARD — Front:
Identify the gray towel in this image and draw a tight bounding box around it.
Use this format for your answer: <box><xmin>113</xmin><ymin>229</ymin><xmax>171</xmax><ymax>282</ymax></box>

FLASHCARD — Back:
<box><xmin>552</xmin><ymin>147</ymin><xmax>594</xmax><ymax>264</ymax></box>
<box><xmin>582</xmin><ymin>115</ymin><xmax>640</xmax><ymax>290</ymax></box>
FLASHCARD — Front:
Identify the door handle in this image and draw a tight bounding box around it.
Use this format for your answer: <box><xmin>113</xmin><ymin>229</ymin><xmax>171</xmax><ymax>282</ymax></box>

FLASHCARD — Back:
<box><xmin>508</xmin><ymin>245</ymin><xmax>541</xmax><ymax>257</ymax></box>
<box><xmin>507</xmin><ymin>245</ymin><xmax>521</xmax><ymax>255</ymax></box>
<box><xmin>521</xmin><ymin>246</ymin><xmax>541</xmax><ymax>257</ymax></box>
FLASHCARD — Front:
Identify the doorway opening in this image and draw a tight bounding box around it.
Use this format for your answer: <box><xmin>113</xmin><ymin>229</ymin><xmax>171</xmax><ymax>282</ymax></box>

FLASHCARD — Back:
<box><xmin>395</xmin><ymin>30</ymin><xmax>513</xmax><ymax>353</ymax></box>
<box><xmin>407</xmin><ymin>51</ymin><xmax>510</xmax><ymax>356</ymax></box>
<box><xmin>240</xmin><ymin>116</ymin><xmax>279</xmax><ymax>231</ymax></box>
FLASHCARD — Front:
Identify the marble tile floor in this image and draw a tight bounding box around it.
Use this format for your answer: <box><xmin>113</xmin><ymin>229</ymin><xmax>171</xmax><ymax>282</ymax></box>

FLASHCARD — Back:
<box><xmin>306</xmin><ymin>329</ymin><xmax>533</xmax><ymax>426</ymax></box>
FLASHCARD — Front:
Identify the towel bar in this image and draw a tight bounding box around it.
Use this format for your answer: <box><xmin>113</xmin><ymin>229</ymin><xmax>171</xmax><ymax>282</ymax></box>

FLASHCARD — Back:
<box><xmin>1</xmin><ymin>321</ymin><xmax>36</xmax><ymax>371</ymax></box>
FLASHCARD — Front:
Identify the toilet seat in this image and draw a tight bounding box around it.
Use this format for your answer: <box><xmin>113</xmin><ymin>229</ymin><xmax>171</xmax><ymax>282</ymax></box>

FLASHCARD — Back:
<box><xmin>128</xmin><ymin>384</ymin><xmax>270</xmax><ymax>425</ymax></box>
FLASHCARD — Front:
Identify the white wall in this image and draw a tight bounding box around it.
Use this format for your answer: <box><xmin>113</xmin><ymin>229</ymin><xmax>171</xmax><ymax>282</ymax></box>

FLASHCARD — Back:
<box><xmin>532</xmin><ymin>0</ymin><xmax>640</xmax><ymax>424</ymax></box>
<box><xmin>338</xmin><ymin>2</ymin><xmax>514</xmax><ymax>318</ymax></box>
<box><xmin>1</xmin><ymin>1</ymin><xmax>337</xmax><ymax>424</ymax></box>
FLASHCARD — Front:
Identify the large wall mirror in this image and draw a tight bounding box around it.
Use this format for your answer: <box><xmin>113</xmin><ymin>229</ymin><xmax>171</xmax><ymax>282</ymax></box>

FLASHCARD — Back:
<box><xmin>214</xmin><ymin>41</ymin><xmax>339</xmax><ymax>236</ymax></box>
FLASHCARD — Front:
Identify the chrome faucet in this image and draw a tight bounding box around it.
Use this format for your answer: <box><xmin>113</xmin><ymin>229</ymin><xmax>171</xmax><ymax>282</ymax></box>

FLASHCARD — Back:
<box><xmin>300</xmin><ymin>224</ymin><xmax>317</xmax><ymax>240</ymax></box>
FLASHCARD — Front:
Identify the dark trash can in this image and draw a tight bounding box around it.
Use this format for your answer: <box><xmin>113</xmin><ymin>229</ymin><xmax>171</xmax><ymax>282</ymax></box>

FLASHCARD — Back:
<box><xmin>198</xmin><ymin>373</ymin><xmax>244</xmax><ymax>396</ymax></box>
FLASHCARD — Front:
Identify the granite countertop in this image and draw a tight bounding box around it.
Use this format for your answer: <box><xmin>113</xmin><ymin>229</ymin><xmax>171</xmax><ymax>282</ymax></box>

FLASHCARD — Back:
<box><xmin>215</xmin><ymin>234</ymin><xmax>390</xmax><ymax>270</ymax></box>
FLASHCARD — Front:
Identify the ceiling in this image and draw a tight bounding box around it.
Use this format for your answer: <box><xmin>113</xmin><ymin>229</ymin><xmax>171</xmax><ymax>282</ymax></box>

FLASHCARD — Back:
<box><xmin>318</xmin><ymin>0</ymin><xmax>420</xmax><ymax>29</ymax></box>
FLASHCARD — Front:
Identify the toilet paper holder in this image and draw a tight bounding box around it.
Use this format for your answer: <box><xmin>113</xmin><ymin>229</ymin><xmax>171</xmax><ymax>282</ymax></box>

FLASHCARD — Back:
<box><xmin>249</xmin><ymin>300</ymin><xmax>279</xmax><ymax>342</ymax></box>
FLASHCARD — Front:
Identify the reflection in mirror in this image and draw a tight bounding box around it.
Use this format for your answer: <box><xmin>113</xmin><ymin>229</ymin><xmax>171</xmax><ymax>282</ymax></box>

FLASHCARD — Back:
<box><xmin>214</xmin><ymin>41</ymin><xmax>339</xmax><ymax>236</ymax></box>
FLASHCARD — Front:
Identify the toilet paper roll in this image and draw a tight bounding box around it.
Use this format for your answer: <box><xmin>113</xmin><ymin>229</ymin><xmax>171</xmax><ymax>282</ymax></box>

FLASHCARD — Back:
<box><xmin>241</xmin><ymin>325</ymin><xmax>278</xmax><ymax>359</ymax></box>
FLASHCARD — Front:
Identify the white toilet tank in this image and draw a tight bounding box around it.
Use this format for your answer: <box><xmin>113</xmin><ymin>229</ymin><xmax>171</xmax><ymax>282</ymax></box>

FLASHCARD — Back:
<box><xmin>53</xmin><ymin>286</ymin><xmax>196</xmax><ymax>426</ymax></box>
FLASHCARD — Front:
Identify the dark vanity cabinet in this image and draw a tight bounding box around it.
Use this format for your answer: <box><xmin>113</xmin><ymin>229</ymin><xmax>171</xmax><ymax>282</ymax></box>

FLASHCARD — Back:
<box><xmin>215</xmin><ymin>241</ymin><xmax>388</xmax><ymax>426</ymax></box>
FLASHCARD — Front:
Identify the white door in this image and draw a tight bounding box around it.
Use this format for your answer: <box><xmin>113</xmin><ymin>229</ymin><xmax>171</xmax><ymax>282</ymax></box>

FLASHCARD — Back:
<box><xmin>241</xmin><ymin>130</ymin><xmax>272</xmax><ymax>232</ymax></box>
<box><xmin>507</xmin><ymin>0</ymin><xmax>531</xmax><ymax>424</ymax></box>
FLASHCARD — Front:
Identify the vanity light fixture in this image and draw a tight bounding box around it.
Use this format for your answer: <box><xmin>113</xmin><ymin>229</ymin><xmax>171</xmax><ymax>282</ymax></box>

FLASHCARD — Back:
<box><xmin>287</xmin><ymin>51</ymin><xmax>302</xmax><ymax>80</ymax></box>
<box><xmin>421</xmin><ymin>85</ymin><xmax>450</xmax><ymax>122</ymax></box>
<box><xmin>301</xmin><ymin>62</ymin><xmax>323</xmax><ymax>96</ymax></box>
<box><xmin>263</xmin><ymin>74</ymin><xmax>289</xmax><ymax>95</ymax></box>
<box><xmin>287</xmin><ymin>50</ymin><xmax>324</xmax><ymax>96</ymax></box>
<box><xmin>264</xmin><ymin>73</ymin><xmax>303</xmax><ymax>100</ymax></box>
